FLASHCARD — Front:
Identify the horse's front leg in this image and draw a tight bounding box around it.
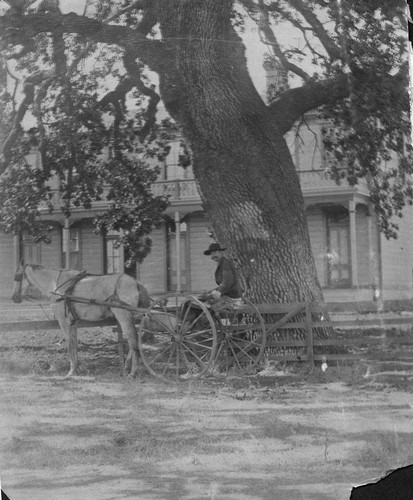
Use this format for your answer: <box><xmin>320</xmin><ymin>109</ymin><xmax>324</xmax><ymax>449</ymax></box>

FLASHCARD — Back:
<box><xmin>113</xmin><ymin>310</ymin><xmax>139</xmax><ymax>377</ymax></box>
<box><xmin>65</xmin><ymin>322</ymin><xmax>78</xmax><ymax>377</ymax></box>
<box><xmin>53</xmin><ymin>305</ymin><xmax>78</xmax><ymax>377</ymax></box>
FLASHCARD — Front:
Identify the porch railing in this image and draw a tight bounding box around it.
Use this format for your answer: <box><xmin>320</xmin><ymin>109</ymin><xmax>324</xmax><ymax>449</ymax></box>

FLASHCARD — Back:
<box><xmin>39</xmin><ymin>170</ymin><xmax>368</xmax><ymax>211</ymax></box>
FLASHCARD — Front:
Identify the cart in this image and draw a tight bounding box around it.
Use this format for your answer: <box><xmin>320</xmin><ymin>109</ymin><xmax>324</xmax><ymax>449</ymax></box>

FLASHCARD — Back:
<box><xmin>137</xmin><ymin>293</ymin><xmax>266</xmax><ymax>382</ymax></box>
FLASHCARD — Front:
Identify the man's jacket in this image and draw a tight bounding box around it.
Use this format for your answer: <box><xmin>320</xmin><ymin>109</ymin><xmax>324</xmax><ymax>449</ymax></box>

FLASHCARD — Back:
<box><xmin>215</xmin><ymin>257</ymin><xmax>243</xmax><ymax>298</ymax></box>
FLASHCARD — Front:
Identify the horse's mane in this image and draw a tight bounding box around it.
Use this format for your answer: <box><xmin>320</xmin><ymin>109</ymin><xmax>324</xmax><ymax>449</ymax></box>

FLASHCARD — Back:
<box><xmin>25</xmin><ymin>263</ymin><xmax>45</xmax><ymax>270</ymax></box>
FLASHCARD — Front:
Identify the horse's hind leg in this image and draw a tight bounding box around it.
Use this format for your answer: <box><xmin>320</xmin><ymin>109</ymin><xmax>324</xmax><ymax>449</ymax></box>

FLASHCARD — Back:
<box><xmin>113</xmin><ymin>310</ymin><xmax>139</xmax><ymax>377</ymax></box>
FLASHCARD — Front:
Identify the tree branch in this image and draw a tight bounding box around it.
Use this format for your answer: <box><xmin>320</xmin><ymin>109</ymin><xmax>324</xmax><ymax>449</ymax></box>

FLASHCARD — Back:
<box><xmin>0</xmin><ymin>11</ymin><xmax>168</xmax><ymax>72</ymax></box>
<box><xmin>105</xmin><ymin>0</ymin><xmax>152</xmax><ymax>24</ymax></box>
<box><xmin>97</xmin><ymin>49</ymin><xmax>161</xmax><ymax>141</ymax></box>
<box><xmin>287</xmin><ymin>0</ymin><xmax>342</xmax><ymax>61</ymax></box>
<box><xmin>253</xmin><ymin>0</ymin><xmax>312</xmax><ymax>82</ymax></box>
<box><xmin>270</xmin><ymin>74</ymin><xmax>350</xmax><ymax>134</ymax></box>
<box><xmin>122</xmin><ymin>52</ymin><xmax>160</xmax><ymax>141</ymax></box>
<box><xmin>0</xmin><ymin>69</ymin><xmax>54</xmax><ymax>170</ymax></box>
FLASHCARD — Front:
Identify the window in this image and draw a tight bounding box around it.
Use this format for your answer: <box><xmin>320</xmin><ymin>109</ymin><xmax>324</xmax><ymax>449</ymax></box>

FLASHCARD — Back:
<box><xmin>105</xmin><ymin>230</ymin><xmax>123</xmax><ymax>274</ymax></box>
<box><xmin>326</xmin><ymin>209</ymin><xmax>351</xmax><ymax>287</ymax></box>
<box><xmin>22</xmin><ymin>234</ymin><xmax>41</xmax><ymax>264</ymax></box>
<box><xmin>164</xmin><ymin>141</ymin><xmax>194</xmax><ymax>180</ymax></box>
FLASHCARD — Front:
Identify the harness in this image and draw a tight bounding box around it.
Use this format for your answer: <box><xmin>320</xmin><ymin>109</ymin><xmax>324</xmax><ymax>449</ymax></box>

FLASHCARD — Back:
<box><xmin>14</xmin><ymin>265</ymin><xmax>136</xmax><ymax>324</ymax></box>
<box><xmin>54</xmin><ymin>270</ymin><xmax>88</xmax><ymax>322</ymax></box>
<box><xmin>55</xmin><ymin>271</ymin><xmax>129</xmax><ymax>324</ymax></box>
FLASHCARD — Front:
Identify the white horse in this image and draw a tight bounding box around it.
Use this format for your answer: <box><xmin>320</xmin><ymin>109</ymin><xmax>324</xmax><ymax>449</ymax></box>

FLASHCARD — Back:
<box><xmin>12</xmin><ymin>264</ymin><xmax>151</xmax><ymax>377</ymax></box>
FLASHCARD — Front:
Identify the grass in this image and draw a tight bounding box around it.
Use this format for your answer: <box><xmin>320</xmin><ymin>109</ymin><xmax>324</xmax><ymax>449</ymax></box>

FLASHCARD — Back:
<box><xmin>351</xmin><ymin>432</ymin><xmax>413</xmax><ymax>470</ymax></box>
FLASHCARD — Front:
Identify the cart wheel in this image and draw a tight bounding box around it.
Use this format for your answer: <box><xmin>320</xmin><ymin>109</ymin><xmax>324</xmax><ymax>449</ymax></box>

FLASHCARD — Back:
<box><xmin>212</xmin><ymin>297</ymin><xmax>266</xmax><ymax>377</ymax></box>
<box><xmin>138</xmin><ymin>294</ymin><xmax>217</xmax><ymax>382</ymax></box>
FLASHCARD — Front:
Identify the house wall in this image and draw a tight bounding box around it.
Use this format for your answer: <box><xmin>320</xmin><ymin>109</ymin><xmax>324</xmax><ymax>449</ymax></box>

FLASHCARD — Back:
<box><xmin>306</xmin><ymin>203</ymin><xmax>378</xmax><ymax>302</ymax></box>
<box><xmin>137</xmin><ymin>228</ymin><xmax>167</xmax><ymax>294</ymax></box>
<box><xmin>188</xmin><ymin>213</ymin><xmax>216</xmax><ymax>293</ymax></box>
<box><xmin>0</xmin><ymin>233</ymin><xmax>16</xmax><ymax>299</ymax></box>
<box><xmin>355</xmin><ymin>205</ymin><xmax>380</xmax><ymax>288</ymax></box>
<box><xmin>39</xmin><ymin>224</ymin><xmax>62</xmax><ymax>269</ymax></box>
<box><xmin>305</xmin><ymin>206</ymin><xmax>326</xmax><ymax>286</ymax></box>
<box><xmin>380</xmin><ymin>204</ymin><xmax>413</xmax><ymax>301</ymax></box>
<box><xmin>78</xmin><ymin>220</ymin><xmax>104</xmax><ymax>274</ymax></box>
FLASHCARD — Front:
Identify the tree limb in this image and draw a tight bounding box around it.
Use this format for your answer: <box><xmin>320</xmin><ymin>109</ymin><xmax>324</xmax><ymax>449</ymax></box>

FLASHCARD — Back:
<box><xmin>0</xmin><ymin>11</ymin><xmax>168</xmax><ymax>72</ymax></box>
<box><xmin>270</xmin><ymin>74</ymin><xmax>350</xmax><ymax>134</ymax></box>
<box><xmin>97</xmin><ymin>49</ymin><xmax>161</xmax><ymax>141</ymax></box>
<box><xmin>256</xmin><ymin>0</ymin><xmax>311</xmax><ymax>82</ymax></box>
<box><xmin>0</xmin><ymin>69</ymin><xmax>54</xmax><ymax>170</ymax></box>
<box><xmin>287</xmin><ymin>0</ymin><xmax>342</xmax><ymax>61</ymax></box>
<box><xmin>105</xmin><ymin>0</ymin><xmax>152</xmax><ymax>24</ymax></box>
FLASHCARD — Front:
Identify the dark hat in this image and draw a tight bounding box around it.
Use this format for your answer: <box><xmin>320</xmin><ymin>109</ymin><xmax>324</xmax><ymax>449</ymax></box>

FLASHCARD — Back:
<box><xmin>203</xmin><ymin>242</ymin><xmax>226</xmax><ymax>255</ymax></box>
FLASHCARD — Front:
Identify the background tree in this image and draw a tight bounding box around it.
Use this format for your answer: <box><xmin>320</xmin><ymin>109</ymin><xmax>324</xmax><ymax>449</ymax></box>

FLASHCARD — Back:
<box><xmin>0</xmin><ymin>0</ymin><xmax>411</xmax><ymax>303</ymax></box>
<box><xmin>0</xmin><ymin>6</ymin><xmax>170</xmax><ymax>262</ymax></box>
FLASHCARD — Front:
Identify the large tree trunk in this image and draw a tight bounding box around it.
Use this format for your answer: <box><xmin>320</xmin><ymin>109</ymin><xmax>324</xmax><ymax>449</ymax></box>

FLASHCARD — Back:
<box><xmin>155</xmin><ymin>0</ymin><xmax>324</xmax><ymax>304</ymax></box>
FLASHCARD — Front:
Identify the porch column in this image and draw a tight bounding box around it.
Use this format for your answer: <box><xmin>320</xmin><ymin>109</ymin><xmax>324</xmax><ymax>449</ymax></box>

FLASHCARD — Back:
<box><xmin>63</xmin><ymin>217</ymin><xmax>70</xmax><ymax>269</ymax></box>
<box><xmin>348</xmin><ymin>200</ymin><xmax>358</xmax><ymax>288</ymax></box>
<box><xmin>119</xmin><ymin>229</ymin><xmax>125</xmax><ymax>272</ymax></box>
<box><xmin>175</xmin><ymin>211</ymin><xmax>181</xmax><ymax>293</ymax></box>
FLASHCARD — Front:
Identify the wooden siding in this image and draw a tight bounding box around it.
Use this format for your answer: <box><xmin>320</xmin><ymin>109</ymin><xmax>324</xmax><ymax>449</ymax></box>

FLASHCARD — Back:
<box><xmin>188</xmin><ymin>213</ymin><xmax>216</xmax><ymax>292</ymax></box>
<box><xmin>79</xmin><ymin>221</ymin><xmax>104</xmax><ymax>274</ymax></box>
<box><xmin>380</xmin><ymin>203</ymin><xmax>413</xmax><ymax>300</ymax></box>
<box><xmin>39</xmin><ymin>225</ymin><xmax>61</xmax><ymax>269</ymax></box>
<box><xmin>0</xmin><ymin>233</ymin><xmax>15</xmax><ymax>298</ymax></box>
<box><xmin>138</xmin><ymin>228</ymin><xmax>167</xmax><ymax>294</ymax></box>
<box><xmin>355</xmin><ymin>205</ymin><xmax>377</xmax><ymax>287</ymax></box>
<box><xmin>305</xmin><ymin>206</ymin><xmax>326</xmax><ymax>286</ymax></box>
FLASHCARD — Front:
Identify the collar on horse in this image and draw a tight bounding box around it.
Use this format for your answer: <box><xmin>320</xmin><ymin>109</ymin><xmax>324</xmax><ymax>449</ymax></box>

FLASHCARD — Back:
<box><xmin>55</xmin><ymin>270</ymin><xmax>88</xmax><ymax>323</ymax></box>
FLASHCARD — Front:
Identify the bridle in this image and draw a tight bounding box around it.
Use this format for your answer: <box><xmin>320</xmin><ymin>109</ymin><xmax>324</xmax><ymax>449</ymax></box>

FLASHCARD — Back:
<box><xmin>13</xmin><ymin>264</ymin><xmax>27</xmax><ymax>301</ymax></box>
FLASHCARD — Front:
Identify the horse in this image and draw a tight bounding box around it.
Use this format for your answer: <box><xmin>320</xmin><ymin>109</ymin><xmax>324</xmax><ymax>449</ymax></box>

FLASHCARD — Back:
<box><xmin>12</xmin><ymin>264</ymin><xmax>151</xmax><ymax>377</ymax></box>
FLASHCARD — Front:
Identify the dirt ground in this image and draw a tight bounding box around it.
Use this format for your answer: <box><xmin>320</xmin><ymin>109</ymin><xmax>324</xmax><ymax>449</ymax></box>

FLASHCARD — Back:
<box><xmin>1</xmin><ymin>306</ymin><xmax>413</xmax><ymax>499</ymax></box>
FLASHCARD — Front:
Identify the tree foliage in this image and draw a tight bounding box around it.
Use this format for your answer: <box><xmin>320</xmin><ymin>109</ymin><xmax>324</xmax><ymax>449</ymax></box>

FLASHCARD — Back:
<box><xmin>0</xmin><ymin>0</ymin><xmax>411</xmax><ymax>269</ymax></box>
<box><xmin>0</xmin><ymin>8</ymin><xmax>171</xmax><ymax>261</ymax></box>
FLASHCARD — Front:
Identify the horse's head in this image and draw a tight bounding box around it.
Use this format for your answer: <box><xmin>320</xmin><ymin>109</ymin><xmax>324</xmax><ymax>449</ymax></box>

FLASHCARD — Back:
<box><xmin>11</xmin><ymin>264</ymin><xmax>44</xmax><ymax>303</ymax></box>
<box><xmin>12</xmin><ymin>264</ymin><xmax>29</xmax><ymax>303</ymax></box>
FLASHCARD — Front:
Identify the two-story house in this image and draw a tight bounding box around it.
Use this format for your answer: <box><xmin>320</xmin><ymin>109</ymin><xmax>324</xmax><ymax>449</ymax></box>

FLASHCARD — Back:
<box><xmin>1</xmin><ymin>116</ymin><xmax>413</xmax><ymax>308</ymax></box>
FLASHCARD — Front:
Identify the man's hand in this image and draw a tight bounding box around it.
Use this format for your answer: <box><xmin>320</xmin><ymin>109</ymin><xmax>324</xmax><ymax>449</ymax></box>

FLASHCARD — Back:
<box><xmin>210</xmin><ymin>290</ymin><xmax>221</xmax><ymax>300</ymax></box>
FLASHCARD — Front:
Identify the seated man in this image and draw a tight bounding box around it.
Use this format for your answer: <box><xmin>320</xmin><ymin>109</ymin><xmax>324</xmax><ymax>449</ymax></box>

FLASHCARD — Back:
<box><xmin>200</xmin><ymin>242</ymin><xmax>243</xmax><ymax>308</ymax></box>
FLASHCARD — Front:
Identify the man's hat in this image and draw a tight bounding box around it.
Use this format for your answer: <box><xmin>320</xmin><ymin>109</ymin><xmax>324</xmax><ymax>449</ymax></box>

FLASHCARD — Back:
<box><xmin>203</xmin><ymin>242</ymin><xmax>227</xmax><ymax>255</ymax></box>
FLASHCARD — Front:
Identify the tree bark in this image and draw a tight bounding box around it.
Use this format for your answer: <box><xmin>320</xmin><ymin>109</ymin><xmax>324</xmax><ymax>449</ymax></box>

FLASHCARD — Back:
<box><xmin>155</xmin><ymin>0</ymin><xmax>324</xmax><ymax>304</ymax></box>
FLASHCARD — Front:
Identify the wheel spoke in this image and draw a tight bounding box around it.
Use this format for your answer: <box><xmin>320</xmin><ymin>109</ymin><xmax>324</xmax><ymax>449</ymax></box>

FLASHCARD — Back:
<box><xmin>139</xmin><ymin>293</ymin><xmax>217</xmax><ymax>382</ymax></box>
<box><xmin>181</xmin><ymin>340</ymin><xmax>210</xmax><ymax>368</ymax></box>
<box><xmin>175</xmin><ymin>345</ymin><xmax>180</xmax><ymax>377</ymax></box>
<box><xmin>228</xmin><ymin>341</ymin><xmax>244</xmax><ymax>371</ymax></box>
<box><xmin>230</xmin><ymin>337</ymin><xmax>261</xmax><ymax>363</ymax></box>
<box><xmin>148</xmin><ymin>312</ymin><xmax>177</xmax><ymax>334</ymax></box>
<box><xmin>145</xmin><ymin>340</ymin><xmax>174</xmax><ymax>367</ymax></box>
<box><xmin>180</xmin><ymin>299</ymin><xmax>194</xmax><ymax>325</ymax></box>
<box><xmin>184</xmin><ymin>310</ymin><xmax>210</xmax><ymax>332</ymax></box>
<box><xmin>162</xmin><ymin>343</ymin><xmax>177</xmax><ymax>378</ymax></box>
<box><xmin>212</xmin><ymin>299</ymin><xmax>266</xmax><ymax>377</ymax></box>
<box><xmin>184</xmin><ymin>339</ymin><xmax>214</xmax><ymax>352</ymax></box>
